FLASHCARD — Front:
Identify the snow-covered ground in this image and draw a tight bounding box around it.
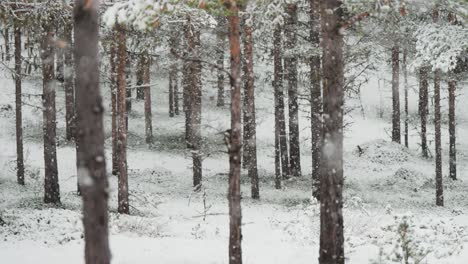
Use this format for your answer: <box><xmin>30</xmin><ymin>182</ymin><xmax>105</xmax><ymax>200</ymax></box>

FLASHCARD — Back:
<box><xmin>1</xmin><ymin>63</ymin><xmax>467</xmax><ymax>263</ymax></box>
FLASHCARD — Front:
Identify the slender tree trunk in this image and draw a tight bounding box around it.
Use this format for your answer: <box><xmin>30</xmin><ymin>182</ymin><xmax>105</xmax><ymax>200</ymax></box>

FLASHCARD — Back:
<box><xmin>273</xmin><ymin>26</ymin><xmax>290</xmax><ymax>179</ymax></box>
<box><xmin>14</xmin><ymin>21</ymin><xmax>24</xmax><ymax>185</ymax></box>
<box><xmin>174</xmin><ymin>72</ymin><xmax>180</xmax><ymax>116</ymax></box>
<box><xmin>310</xmin><ymin>0</ymin><xmax>321</xmax><ymax>199</ymax></box>
<box><xmin>273</xmin><ymin>26</ymin><xmax>282</xmax><ymax>190</ymax></box>
<box><xmin>319</xmin><ymin>0</ymin><xmax>345</xmax><ymax>262</ymax></box>
<box><xmin>184</xmin><ymin>21</ymin><xmax>193</xmax><ymax>147</ymax></box>
<box><xmin>169</xmin><ymin>33</ymin><xmax>180</xmax><ymax>116</ymax></box>
<box><xmin>143</xmin><ymin>52</ymin><xmax>153</xmax><ymax>145</ymax></box>
<box><xmin>64</xmin><ymin>21</ymin><xmax>75</xmax><ymax>142</ymax></box>
<box><xmin>226</xmin><ymin>1</ymin><xmax>243</xmax><ymax>262</ymax></box>
<box><xmin>243</xmin><ymin>22</ymin><xmax>259</xmax><ymax>199</ymax></box>
<box><xmin>41</xmin><ymin>22</ymin><xmax>60</xmax><ymax>204</ymax></box>
<box><xmin>110</xmin><ymin>29</ymin><xmax>118</xmax><ymax>176</ymax></box>
<box><xmin>217</xmin><ymin>17</ymin><xmax>226</xmax><ymax>107</ymax></box>
<box><xmin>419</xmin><ymin>67</ymin><xmax>429</xmax><ymax>158</ymax></box>
<box><xmin>73</xmin><ymin>1</ymin><xmax>111</xmax><ymax>262</ymax></box>
<box><xmin>285</xmin><ymin>3</ymin><xmax>301</xmax><ymax>177</ymax></box>
<box><xmin>116</xmin><ymin>24</ymin><xmax>129</xmax><ymax>214</ymax></box>
<box><xmin>434</xmin><ymin>69</ymin><xmax>443</xmax><ymax>206</ymax></box>
<box><xmin>56</xmin><ymin>25</ymin><xmax>65</xmax><ymax>84</ymax></box>
<box><xmin>403</xmin><ymin>49</ymin><xmax>409</xmax><ymax>148</ymax></box>
<box><xmin>190</xmin><ymin>27</ymin><xmax>203</xmax><ymax>189</ymax></box>
<box><xmin>169</xmin><ymin>65</ymin><xmax>175</xmax><ymax>117</ymax></box>
<box><xmin>4</xmin><ymin>27</ymin><xmax>10</xmax><ymax>61</ymax></box>
<box><xmin>391</xmin><ymin>45</ymin><xmax>401</xmax><ymax>144</ymax></box>
<box><xmin>448</xmin><ymin>79</ymin><xmax>456</xmax><ymax>180</ymax></box>
<box><xmin>136</xmin><ymin>55</ymin><xmax>145</xmax><ymax>100</ymax></box>
<box><xmin>126</xmin><ymin>53</ymin><xmax>132</xmax><ymax>114</ymax></box>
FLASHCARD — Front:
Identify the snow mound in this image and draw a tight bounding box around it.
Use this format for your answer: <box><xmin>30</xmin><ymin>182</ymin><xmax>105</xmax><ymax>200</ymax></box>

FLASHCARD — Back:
<box><xmin>386</xmin><ymin>167</ymin><xmax>427</xmax><ymax>190</ymax></box>
<box><xmin>357</xmin><ymin>139</ymin><xmax>411</xmax><ymax>165</ymax></box>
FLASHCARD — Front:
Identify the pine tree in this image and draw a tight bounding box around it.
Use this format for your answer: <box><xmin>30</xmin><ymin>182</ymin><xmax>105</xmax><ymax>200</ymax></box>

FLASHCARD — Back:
<box><xmin>14</xmin><ymin>19</ymin><xmax>24</xmax><ymax>185</ymax></box>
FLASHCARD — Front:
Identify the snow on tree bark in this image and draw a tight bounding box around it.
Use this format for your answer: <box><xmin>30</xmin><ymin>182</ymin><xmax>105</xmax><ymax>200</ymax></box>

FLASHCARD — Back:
<box><xmin>418</xmin><ymin>67</ymin><xmax>429</xmax><ymax>158</ymax></box>
<box><xmin>73</xmin><ymin>0</ymin><xmax>111</xmax><ymax>262</ymax></box>
<box><xmin>319</xmin><ymin>0</ymin><xmax>345</xmax><ymax>262</ymax></box>
<box><xmin>41</xmin><ymin>21</ymin><xmax>60</xmax><ymax>204</ymax></box>
<box><xmin>14</xmin><ymin>20</ymin><xmax>24</xmax><ymax>185</ymax></box>
<box><xmin>391</xmin><ymin>45</ymin><xmax>401</xmax><ymax>144</ymax></box>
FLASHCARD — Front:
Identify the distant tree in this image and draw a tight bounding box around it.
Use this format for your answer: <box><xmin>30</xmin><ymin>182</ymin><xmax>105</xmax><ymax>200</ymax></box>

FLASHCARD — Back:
<box><xmin>41</xmin><ymin>19</ymin><xmax>60</xmax><ymax>204</ymax></box>
<box><xmin>14</xmin><ymin>19</ymin><xmax>24</xmax><ymax>186</ymax></box>
<box><xmin>391</xmin><ymin>44</ymin><xmax>401</xmax><ymax>144</ymax></box>
<box><xmin>73</xmin><ymin>0</ymin><xmax>111</xmax><ymax>263</ymax></box>
<box><xmin>109</xmin><ymin>29</ymin><xmax>118</xmax><ymax>175</ymax></box>
<box><xmin>64</xmin><ymin>20</ymin><xmax>75</xmax><ymax>142</ymax></box>
<box><xmin>284</xmin><ymin>2</ymin><xmax>301</xmax><ymax>177</ymax></box>
<box><xmin>216</xmin><ymin>17</ymin><xmax>226</xmax><ymax>107</ymax></box>
<box><xmin>143</xmin><ymin>52</ymin><xmax>154</xmax><ymax>145</ymax></box>
<box><xmin>418</xmin><ymin>67</ymin><xmax>429</xmax><ymax>158</ymax></box>
<box><xmin>319</xmin><ymin>0</ymin><xmax>345</xmax><ymax>262</ymax></box>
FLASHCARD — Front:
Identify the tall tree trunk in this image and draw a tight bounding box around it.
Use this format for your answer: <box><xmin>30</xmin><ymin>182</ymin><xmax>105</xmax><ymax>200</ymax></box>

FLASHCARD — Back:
<box><xmin>226</xmin><ymin>0</ymin><xmax>243</xmax><ymax>262</ymax></box>
<box><xmin>56</xmin><ymin>25</ymin><xmax>65</xmax><ymax>84</ymax></box>
<box><xmin>14</xmin><ymin>21</ymin><xmax>24</xmax><ymax>185</ymax></box>
<box><xmin>110</xmin><ymin>29</ymin><xmax>118</xmax><ymax>175</ymax></box>
<box><xmin>448</xmin><ymin>79</ymin><xmax>456</xmax><ymax>180</ymax></box>
<box><xmin>403</xmin><ymin>49</ymin><xmax>409</xmax><ymax>148</ymax></box>
<box><xmin>169</xmin><ymin>65</ymin><xmax>175</xmax><ymax>117</ymax></box>
<box><xmin>126</xmin><ymin>53</ymin><xmax>132</xmax><ymax>114</ymax></box>
<box><xmin>419</xmin><ymin>67</ymin><xmax>429</xmax><ymax>158</ymax></box>
<box><xmin>41</xmin><ymin>22</ymin><xmax>60</xmax><ymax>204</ymax></box>
<box><xmin>217</xmin><ymin>17</ymin><xmax>226</xmax><ymax>107</ymax></box>
<box><xmin>273</xmin><ymin>25</ymin><xmax>282</xmax><ymax>190</ymax></box>
<box><xmin>73</xmin><ymin>1</ymin><xmax>111</xmax><ymax>262</ymax></box>
<box><xmin>169</xmin><ymin>33</ymin><xmax>180</xmax><ymax>116</ymax></box>
<box><xmin>310</xmin><ymin>0</ymin><xmax>321</xmax><ymax>199</ymax></box>
<box><xmin>273</xmin><ymin>26</ymin><xmax>290</xmax><ymax>179</ymax></box>
<box><xmin>243</xmin><ymin>21</ymin><xmax>259</xmax><ymax>199</ymax></box>
<box><xmin>64</xmin><ymin>21</ymin><xmax>75</xmax><ymax>142</ymax></box>
<box><xmin>434</xmin><ymin>69</ymin><xmax>443</xmax><ymax>206</ymax></box>
<box><xmin>285</xmin><ymin>3</ymin><xmax>301</xmax><ymax>177</ymax></box>
<box><xmin>116</xmin><ymin>24</ymin><xmax>129</xmax><ymax>214</ymax></box>
<box><xmin>319</xmin><ymin>0</ymin><xmax>345</xmax><ymax>262</ymax></box>
<box><xmin>136</xmin><ymin>55</ymin><xmax>145</xmax><ymax>100</ymax></box>
<box><xmin>391</xmin><ymin>45</ymin><xmax>401</xmax><ymax>144</ymax></box>
<box><xmin>143</xmin><ymin>52</ymin><xmax>153</xmax><ymax>145</ymax></box>
<box><xmin>4</xmin><ymin>27</ymin><xmax>10</xmax><ymax>61</ymax></box>
<box><xmin>184</xmin><ymin>21</ymin><xmax>193</xmax><ymax>147</ymax></box>
<box><xmin>190</xmin><ymin>27</ymin><xmax>203</xmax><ymax>189</ymax></box>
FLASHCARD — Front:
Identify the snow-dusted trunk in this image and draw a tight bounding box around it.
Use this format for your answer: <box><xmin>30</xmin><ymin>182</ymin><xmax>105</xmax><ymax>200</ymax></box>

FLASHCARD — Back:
<box><xmin>41</xmin><ymin>21</ymin><xmax>60</xmax><ymax>204</ymax></box>
<box><xmin>14</xmin><ymin>21</ymin><xmax>24</xmax><ymax>185</ymax></box>
<box><xmin>125</xmin><ymin>53</ymin><xmax>132</xmax><ymax>116</ymax></box>
<box><xmin>64</xmin><ymin>21</ymin><xmax>75</xmax><ymax>142</ymax></box>
<box><xmin>319</xmin><ymin>0</ymin><xmax>345</xmax><ymax>263</ymax></box>
<box><xmin>391</xmin><ymin>45</ymin><xmax>401</xmax><ymax>144</ymax></box>
<box><xmin>310</xmin><ymin>0</ymin><xmax>321</xmax><ymax>199</ymax></box>
<box><xmin>226</xmin><ymin>1</ymin><xmax>243</xmax><ymax>262</ymax></box>
<box><xmin>73</xmin><ymin>1</ymin><xmax>111</xmax><ymax>262</ymax></box>
<box><xmin>116</xmin><ymin>24</ymin><xmax>129</xmax><ymax>214</ymax></box>
<box><xmin>403</xmin><ymin>49</ymin><xmax>409</xmax><ymax>148</ymax></box>
<box><xmin>4</xmin><ymin>27</ymin><xmax>10</xmax><ymax>61</ymax></box>
<box><xmin>419</xmin><ymin>67</ymin><xmax>429</xmax><ymax>158</ymax></box>
<box><xmin>285</xmin><ymin>3</ymin><xmax>301</xmax><ymax>177</ymax></box>
<box><xmin>273</xmin><ymin>25</ymin><xmax>282</xmax><ymax>189</ymax></box>
<box><xmin>56</xmin><ymin>25</ymin><xmax>65</xmax><ymax>85</ymax></box>
<box><xmin>136</xmin><ymin>55</ymin><xmax>145</xmax><ymax>100</ymax></box>
<box><xmin>143</xmin><ymin>52</ymin><xmax>153</xmax><ymax>145</ymax></box>
<box><xmin>273</xmin><ymin>26</ymin><xmax>290</xmax><ymax>179</ymax></box>
<box><xmin>169</xmin><ymin>63</ymin><xmax>175</xmax><ymax>117</ymax></box>
<box><xmin>169</xmin><ymin>33</ymin><xmax>180</xmax><ymax>116</ymax></box>
<box><xmin>184</xmin><ymin>21</ymin><xmax>193</xmax><ymax>147</ymax></box>
<box><xmin>110</xmin><ymin>29</ymin><xmax>118</xmax><ymax>175</ymax></box>
<box><xmin>243</xmin><ymin>22</ymin><xmax>259</xmax><ymax>199</ymax></box>
<box><xmin>448</xmin><ymin>79</ymin><xmax>456</xmax><ymax>180</ymax></box>
<box><xmin>434</xmin><ymin>69</ymin><xmax>443</xmax><ymax>206</ymax></box>
<box><xmin>216</xmin><ymin>17</ymin><xmax>226</xmax><ymax>107</ymax></box>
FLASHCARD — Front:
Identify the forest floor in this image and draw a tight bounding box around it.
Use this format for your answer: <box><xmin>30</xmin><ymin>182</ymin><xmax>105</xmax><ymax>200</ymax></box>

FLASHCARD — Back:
<box><xmin>1</xmin><ymin>68</ymin><xmax>468</xmax><ymax>263</ymax></box>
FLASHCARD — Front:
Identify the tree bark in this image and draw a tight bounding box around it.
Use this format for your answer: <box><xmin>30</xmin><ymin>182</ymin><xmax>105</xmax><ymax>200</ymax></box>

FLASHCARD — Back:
<box><xmin>217</xmin><ymin>17</ymin><xmax>226</xmax><ymax>107</ymax></box>
<box><xmin>319</xmin><ymin>0</ymin><xmax>345</xmax><ymax>262</ymax></box>
<box><xmin>110</xmin><ymin>29</ymin><xmax>118</xmax><ymax>176</ymax></box>
<box><xmin>434</xmin><ymin>69</ymin><xmax>443</xmax><ymax>206</ymax></box>
<box><xmin>226</xmin><ymin>0</ymin><xmax>243</xmax><ymax>262</ymax></box>
<box><xmin>73</xmin><ymin>1</ymin><xmax>111</xmax><ymax>262</ymax></box>
<box><xmin>273</xmin><ymin>25</ymin><xmax>282</xmax><ymax>190</ymax></box>
<box><xmin>116</xmin><ymin>24</ymin><xmax>129</xmax><ymax>214</ymax></box>
<box><xmin>136</xmin><ymin>55</ymin><xmax>145</xmax><ymax>100</ymax></box>
<box><xmin>273</xmin><ymin>26</ymin><xmax>290</xmax><ymax>179</ymax></box>
<box><xmin>391</xmin><ymin>45</ymin><xmax>401</xmax><ymax>144</ymax></box>
<box><xmin>169</xmin><ymin>63</ymin><xmax>175</xmax><ymax>117</ymax></box>
<box><xmin>4</xmin><ymin>27</ymin><xmax>10</xmax><ymax>61</ymax></box>
<box><xmin>419</xmin><ymin>67</ymin><xmax>429</xmax><ymax>158</ymax></box>
<box><xmin>184</xmin><ymin>21</ymin><xmax>193</xmax><ymax>147</ymax></box>
<box><xmin>143</xmin><ymin>52</ymin><xmax>153</xmax><ymax>145</ymax></box>
<box><xmin>403</xmin><ymin>49</ymin><xmax>409</xmax><ymax>148</ymax></box>
<box><xmin>14</xmin><ymin>21</ymin><xmax>24</xmax><ymax>185</ymax></box>
<box><xmin>41</xmin><ymin>22</ymin><xmax>60</xmax><ymax>204</ymax></box>
<box><xmin>190</xmin><ymin>26</ymin><xmax>202</xmax><ymax>189</ymax></box>
<box><xmin>310</xmin><ymin>0</ymin><xmax>321</xmax><ymax>199</ymax></box>
<box><xmin>285</xmin><ymin>3</ymin><xmax>301</xmax><ymax>177</ymax></box>
<box><xmin>63</xmin><ymin>21</ymin><xmax>75</xmax><ymax>142</ymax></box>
<box><xmin>448</xmin><ymin>79</ymin><xmax>456</xmax><ymax>180</ymax></box>
<box><xmin>243</xmin><ymin>22</ymin><xmax>259</xmax><ymax>199</ymax></box>
<box><xmin>169</xmin><ymin>33</ymin><xmax>180</xmax><ymax>116</ymax></box>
